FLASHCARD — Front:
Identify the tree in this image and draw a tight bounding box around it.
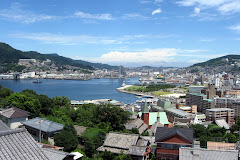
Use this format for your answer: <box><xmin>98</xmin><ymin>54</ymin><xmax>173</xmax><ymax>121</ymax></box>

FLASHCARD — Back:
<box><xmin>0</xmin><ymin>87</ymin><xmax>13</xmax><ymax>98</ymax></box>
<box><xmin>53</xmin><ymin>96</ymin><xmax>70</xmax><ymax>107</ymax></box>
<box><xmin>190</xmin><ymin>124</ymin><xmax>206</xmax><ymax>138</ymax></box>
<box><xmin>54</xmin><ymin>126</ymin><xmax>78</xmax><ymax>152</ymax></box>
<box><xmin>131</xmin><ymin>128</ymin><xmax>139</xmax><ymax>134</ymax></box>
<box><xmin>224</xmin><ymin>133</ymin><xmax>238</xmax><ymax>143</ymax></box>
<box><xmin>114</xmin><ymin>152</ymin><xmax>132</xmax><ymax>160</ymax></box>
<box><xmin>98</xmin><ymin>150</ymin><xmax>115</xmax><ymax>160</ymax></box>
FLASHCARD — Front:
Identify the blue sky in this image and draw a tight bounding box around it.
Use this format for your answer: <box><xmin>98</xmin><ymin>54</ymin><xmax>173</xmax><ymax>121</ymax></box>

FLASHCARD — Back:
<box><xmin>0</xmin><ymin>0</ymin><xmax>240</xmax><ymax>67</ymax></box>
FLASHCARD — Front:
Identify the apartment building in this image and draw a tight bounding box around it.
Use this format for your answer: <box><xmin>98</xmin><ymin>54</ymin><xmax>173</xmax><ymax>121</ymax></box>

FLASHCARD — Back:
<box><xmin>206</xmin><ymin>108</ymin><xmax>234</xmax><ymax>126</ymax></box>
<box><xmin>186</xmin><ymin>93</ymin><xmax>207</xmax><ymax>113</ymax></box>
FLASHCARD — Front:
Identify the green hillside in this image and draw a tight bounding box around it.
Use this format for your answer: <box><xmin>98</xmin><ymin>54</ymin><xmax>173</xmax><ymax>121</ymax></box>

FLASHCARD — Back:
<box><xmin>191</xmin><ymin>55</ymin><xmax>240</xmax><ymax>67</ymax></box>
<box><xmin>0</xmin><ymin>42</ymin><xmax>117</xmax><ymax>72</ymax></box>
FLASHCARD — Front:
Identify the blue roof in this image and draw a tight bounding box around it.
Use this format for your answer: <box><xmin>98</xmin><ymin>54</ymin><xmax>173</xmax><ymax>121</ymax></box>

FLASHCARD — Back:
<box><xmin>21</xmin><ymin>117</ymin><xmax>64</xmax><ymax>133</ymax></box>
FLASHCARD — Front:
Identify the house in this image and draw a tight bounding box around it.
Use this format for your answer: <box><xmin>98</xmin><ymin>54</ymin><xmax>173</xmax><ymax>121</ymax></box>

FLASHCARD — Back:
<box><xmin>0</xmin><ymin>119</ymin><xmax>10</xmax><ymax>131</ymax></box>
<box><xmin>21</xmin><ymin>117</ymin><xmax>64</xmax><ymax>144</ymax></box>
<box><xmin>0</xmin><ymin>128</ymin><xmax>49</xmax><ymax>159</ymax></box>
<box><xmin>179</xmin><ymin>147</ymin><xmax>238</xmax><ymax>160</ymax></box>
<box><xmin>155</xmin><ymin>127</ymin><xmax>194</xmax><ymax>160</ymax></box>
<box><xmin>138</xmin><ymin>102</ymin><xmax>169</xmax><ymax>128</ymax></box>
<box><xmin>97</xmin><ymin>132</ymin><xmax>151</xmax><ymax>160</ymax></box>
<box><xmin>0</xmin><ymin>107</ymin><xmax>29</xmax><ymax>129</ymax></box>
<box><xmin>124</xmin><ymin>118</ymin><xmax>148</xmax><ymax>134</ymax></box>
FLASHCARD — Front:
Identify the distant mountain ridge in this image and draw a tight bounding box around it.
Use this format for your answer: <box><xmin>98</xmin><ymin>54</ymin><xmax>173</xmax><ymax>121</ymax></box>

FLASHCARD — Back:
<box><xmin>190</xmin><ymin>55</ymin><xmax>240</xmax><ymax>67</ymax></box>
<box><xmin>0</xmin><ymin>42</ymin><xmax>118</xmax><ymax>70</ymax></box>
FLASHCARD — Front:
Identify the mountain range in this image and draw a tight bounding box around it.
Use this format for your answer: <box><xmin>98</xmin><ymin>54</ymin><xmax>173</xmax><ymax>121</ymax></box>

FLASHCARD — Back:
<box><xmin>0</xmin><ymin>42</ymin><xmax>118</xmax><ymax>71</ymax></box>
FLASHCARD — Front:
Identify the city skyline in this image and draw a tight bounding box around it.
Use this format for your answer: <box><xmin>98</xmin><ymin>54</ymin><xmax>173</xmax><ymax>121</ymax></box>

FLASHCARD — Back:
<box><xmin>0</xmin><ymin>0</ymin><xmax>240</xmax><ymax>67</ymax></box>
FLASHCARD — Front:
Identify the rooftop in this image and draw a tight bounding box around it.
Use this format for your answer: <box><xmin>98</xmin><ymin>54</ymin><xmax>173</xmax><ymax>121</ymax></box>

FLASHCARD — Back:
<box><xmin>21</xmin><ymin>117</ymin><xmax>64</xmax><ymax>133</ymax></box>
<box><xmin>206</xmin><ymin>108</ymin><xmax>234</xmax><ymax>112</ymax></box>
<box><xmin>0</xmin><ymin>107</ymin><xmax>29</xmax><ymax>119</ymax></box>
<box><xmin>0</xmin><ymin>128</ymin><xmax>48</xmax><ymax>160</ymax></box>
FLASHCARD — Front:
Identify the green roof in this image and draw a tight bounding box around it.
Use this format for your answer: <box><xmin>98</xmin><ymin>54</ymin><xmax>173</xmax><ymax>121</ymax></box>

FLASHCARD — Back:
<box><xmin>138</xmin><ymin>112</ymin><xmax>169</xmax><ymax>125</ymax></box>
<box><xmin>142</xmin><ymin>101</ymin><xmax>149</xmax><ymax>113</ymax></box>
<box><xmin>203</xmin><ymin>99</ymin><xmax>213</xmax><ymax>102</ymax></box>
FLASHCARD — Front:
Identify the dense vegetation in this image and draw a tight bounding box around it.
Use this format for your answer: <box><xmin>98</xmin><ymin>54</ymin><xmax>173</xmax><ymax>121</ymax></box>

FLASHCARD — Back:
<box><xmin>125</xmin><ymin>84</ymin><xmax>175</xmax><ymax>92</ymax></box>
<box><xmin>0</xmin><ymin>84</ymin><xmax>132</xmax><ymax>159</ymax></box>
<box><xmin>191</xmin><ymin>55</ymin><xmax>240</xmax><ymax>67</ymax></box>
<box><xmin>0</xmin><ymin>42</ymin><xmax>117</xmax><ymax>72</ymax></box>
<box><xmin>190</xmin><ymin>123</ymin><xmax>238</xmax><ymax>148</ymax></box>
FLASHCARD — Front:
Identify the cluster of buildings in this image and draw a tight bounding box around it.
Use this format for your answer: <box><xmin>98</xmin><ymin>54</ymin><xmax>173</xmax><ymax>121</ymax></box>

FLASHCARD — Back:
<box><xmin>0</xmin><ymin>107</ymin><xmax>83</xmax><ymax>160</ymax></box>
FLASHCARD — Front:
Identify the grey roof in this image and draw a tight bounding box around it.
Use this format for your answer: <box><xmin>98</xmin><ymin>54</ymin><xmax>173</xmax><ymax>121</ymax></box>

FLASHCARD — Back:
<box><xmin>0</xmin><ymin>119</ymin><xmax>10</xmax><ymax>131</ymax></box>
<box><xmin>124</xmin><ymin>118</ymin><xmax>144</xmax><ymax>130</ymax></box>
<box><xmin>128</xmin><ymin>146</ymin><xmax>147</xmax><ymax>156</ymax></box>
<box><xmin>155</xmin><ymin>127</ymin><xmax>193</xmax><ymax>143</ymax></box>
<box><xmin>0</xmin><ymin>128</ymin><xmax>49</xmax><ymax>160</ymax></box>
<box><xmin>97</xmin><ymin>132</ymin><xmax>149</xmax><ymax>156</ymax></box>
<box><xmin>179</xmin><ymin>147</ymin><xmax>238</xmax><ymax>160</ymax></box>
<box><xmin>102</xmin><ymin>132</ymin><xmax>139</xmax><ymax>150</ymax></box>
<box><xmin>21</xmin><ymin>117</ymin><xmax>64</xmax><ymax>133</ymax></box>
<box><xmin>138</xmin><ymin>123</ymin><xmax>148</xmax><ymax>134</ymax></box>
<box><xmin>74</xmin><ymin>125</ymin><xmax>86</xmax><ymax>136</ymax></box>
<box><xmin>147</xmin><ymin>121</ymin><xmax>164</xmax><ymax>136</ymax></box>
<box><xmin>0</xmin><ymin>107</ymin><xmax>29</xmax><ymax>118</ymax></box>
<box><xmin>42</xmin><ymin>148</ymin><xmax>74</xmax><ymax>160</ymax></box>
<box><xmin>174</xmin><ymin>117</ymin><xmax>191</xmax><ymax>123</ymax></box>
<box><xmin>215</xmin><ymin>119</ymin><xmax>230</xmax><ymax>129</ymax></box>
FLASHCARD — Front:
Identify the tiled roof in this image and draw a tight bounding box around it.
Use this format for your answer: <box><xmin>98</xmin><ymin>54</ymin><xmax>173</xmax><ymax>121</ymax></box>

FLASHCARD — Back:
<box><xmin>0</xmin><ymin>107</ymin><xmax>29</xmax><ymax>118</ymax></box>
<box><xmin>138</xmin><ymin>123</ymin><xmax>148</xmax><ymax>134</ymax></box>
<box><xmin>21</xmin><ymin>117</ymin><xmax>64</xmax><ymax>133</ymax></box>
<box><xmin>155</xmin><ymin>127</ymin><xmax>193</xmax><ymax>143</ymax></box>
<box><xmin>97</xmin><ymin>132</ymin><xmax>149</xmax><ymax>156</ymax></box>
<box><xmin>0</xmin><ymin>120</ymin><xmax>9</xmax><ymax>131</ymax></box>
<box><xmin>102</xmin><ymin>132</ymin><xmax>139</xmax><ymax>150</ymax></box>
<box><xmin>0</xmin><ymin>128</ymin><xmax>49</xmax><ymax>160</ymax></box>
<box><xmin>42</xmin><ymin>148</ymin><xmax>74</xmax><ymax>160</ymax></box>
<box><xmin>179</xmin><ymin>147</ymin><xmax>238</xmax><ymax>160</ymax></box>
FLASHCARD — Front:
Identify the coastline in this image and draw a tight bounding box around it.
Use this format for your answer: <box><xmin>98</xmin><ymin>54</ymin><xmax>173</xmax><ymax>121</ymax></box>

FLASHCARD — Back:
<box><xmin>116</xmin><ymin>85</ymin><xmax>154</xmax><ymax>97</ymax></box>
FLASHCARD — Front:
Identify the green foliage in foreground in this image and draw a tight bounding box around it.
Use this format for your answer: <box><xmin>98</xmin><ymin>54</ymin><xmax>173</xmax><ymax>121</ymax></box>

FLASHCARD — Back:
<box><xmin>0</xmin><ymin>86</ymin><xmax>132</xmax><ymax>156</ymax></box>
<box><xmin>54</xmin><ymin>126</ymin><xmax>78</xmax><ymax>152</ymax></box>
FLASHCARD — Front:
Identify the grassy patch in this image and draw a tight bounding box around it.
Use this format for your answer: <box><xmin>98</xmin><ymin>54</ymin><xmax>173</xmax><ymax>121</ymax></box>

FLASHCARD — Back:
<box><xmin>153</xmin><ymin>92</ymin><xmax>173</xmax><ymax>95</ymax></box>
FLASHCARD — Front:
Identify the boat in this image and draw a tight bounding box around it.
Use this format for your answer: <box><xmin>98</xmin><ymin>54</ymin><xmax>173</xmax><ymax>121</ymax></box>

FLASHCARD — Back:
<box><xmin>33</xmin><ymin>79</ymin><xmax>42</xmax><ymax>83</ymax></box>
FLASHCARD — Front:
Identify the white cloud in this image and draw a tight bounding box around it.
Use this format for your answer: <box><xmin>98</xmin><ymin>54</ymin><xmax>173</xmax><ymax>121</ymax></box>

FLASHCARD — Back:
<box><xmin>218</xmin><ymin>1</ymin><xmax>240</xmax><ymax>14</ymax></box>
<box><xmin>229</xmin><ymin>24</ymin><xmax>240</xmax><ymax>32</ymax></box>
<box><xmin>194</xmin><ymin>7</ymin><xmax>201</xmax><ymax>14</ymax></box>
<box><xmin>10</xmin><ymin>33</ymin><xmax>118</xmax><ymax>45</ymax></box>
<box><xmin>152</xmin><ymin>8</ymin><xmax>162</xmax><ymax>15</ymax></box>
<box><xmin>177</xmin><ymin>0</ymin><xmax>240</xmax><ymax>15</ymax></box>
<box><xmin>177</xmin><ymin>0</ymin><xmax>231</xmax><ymax>7</ymax></box>
<box><xmin>88</xmin><ymin>49</ymin><xmax>178</xmax><ymax>66</ymax></box>
<box><xmin>155</xmin><ymin>0</ymin><xmax>163</xmax><ymax>3</ymax></box>
<box><xmin>0</xmin><ymin>3</ymin><xmax>57</xmax><ymax>23</ymax></box>
<box><xmin>140</xmin><ymin>0</ymin><xmax>152</xmax><ymax>4</ymax></box>
<box><xmin>74</xmin><ymin>11</ymin><xmax>113</xmax><ymax>20</ymax></box>
<box><xmin>10</xmin><ymin>32</ymin><xmax>176</xmax><ymax>45</ymax></box>
<box><xmin>122</xmin><ymin>13</ymin><xmax>150</xmax><ymax>20</ymax></box>
<box><xmin>200</xmin><ymin>38</ymin><xmax>215</xmax><ymax>42</ymax></box>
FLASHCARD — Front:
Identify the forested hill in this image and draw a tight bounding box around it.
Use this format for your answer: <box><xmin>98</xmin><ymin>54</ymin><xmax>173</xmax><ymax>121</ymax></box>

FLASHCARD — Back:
<box><xmin>0</xmin><ymin>42</ymin><xmax>117</xmax><ymax>70</ymax></box>
<box><xmin>191</xmin><ymin>55</ymin><xmax>240</xmax><ymax>67</ymax></box>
